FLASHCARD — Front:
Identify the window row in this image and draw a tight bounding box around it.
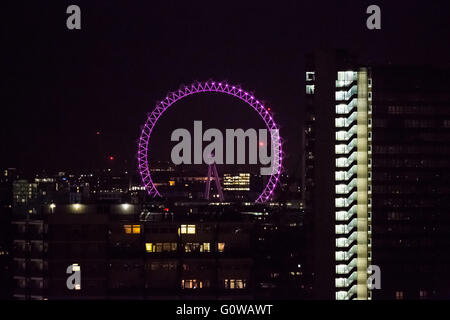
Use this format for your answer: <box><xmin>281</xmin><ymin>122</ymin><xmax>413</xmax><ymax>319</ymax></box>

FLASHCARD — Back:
<box><xmin>145</xmin><ymin>242</ymin><xmax>226</xmax><ymax>253</ymax></box>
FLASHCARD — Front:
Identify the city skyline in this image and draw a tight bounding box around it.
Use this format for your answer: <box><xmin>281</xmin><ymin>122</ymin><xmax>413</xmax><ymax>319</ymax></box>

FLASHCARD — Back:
<box><xmin>2</xmin><ymin>0</ymin><xmax>450</xmax><ymax>307</ymax></box>
<box><xmin>3</xmin><ymin>1</ymin><xmax>450</xmax><ymax>174</ymax></box>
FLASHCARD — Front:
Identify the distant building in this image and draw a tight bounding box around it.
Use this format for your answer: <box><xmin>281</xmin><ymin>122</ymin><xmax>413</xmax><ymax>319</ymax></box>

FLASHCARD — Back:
<box><xmin>303</xmin><ymin>50</ymin><xmax>372</xmax><ymax>300</ymax></box>
<box><xmin>303</xmin><ymin>50</ymin><xmax>450</xmax><ymax>300</ymax></box>
<box><xmin>13</xmin><ymin>180</ymin><xmax>37</xmax><ymax>208</ymax></box>
<box><xmin>0</xmin><ymin>168</ymin><xmax>17</xmax><ymax>298</ymax></box>
<box><xmin>369</xmin><ymin>66</ymin><xmax>450</xmax><ymax>299</ymax></box>
<box><xmin>223</xmin><ymin>173</ymin><xmax>251</xmax><ymax>191</ymax></box>
<box><xmin>11</xmin><ymin>202</ymin><xmax>308</xmax><ymax>299</ymax></box>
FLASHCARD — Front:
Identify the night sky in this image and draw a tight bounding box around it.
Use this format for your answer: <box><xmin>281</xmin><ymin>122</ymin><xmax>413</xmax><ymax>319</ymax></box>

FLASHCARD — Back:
<box><xmin>2</xmin><ymin>0</ymin><xmax>450</xmax><ymax>175</ymax></box>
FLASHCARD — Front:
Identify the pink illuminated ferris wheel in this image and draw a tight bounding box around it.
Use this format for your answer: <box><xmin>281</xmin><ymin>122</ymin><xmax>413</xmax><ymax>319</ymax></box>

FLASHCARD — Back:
<box><xmin>137</xmin><ymin>81</ymin><xmax>283</xmax><ymax>203</ymax></box>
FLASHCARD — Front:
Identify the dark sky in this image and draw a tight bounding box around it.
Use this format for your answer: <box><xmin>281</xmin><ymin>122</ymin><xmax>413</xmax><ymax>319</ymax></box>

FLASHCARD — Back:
<box><xmin>2</xmin><ymin>0</ymin><xmax>450</xmax><ymax>175</ymax></box>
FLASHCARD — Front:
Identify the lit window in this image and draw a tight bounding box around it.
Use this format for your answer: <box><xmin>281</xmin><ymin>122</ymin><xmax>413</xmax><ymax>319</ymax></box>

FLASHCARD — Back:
<box><xmin>217</xmin><ymin>242</ymin><xmax>225</xmax><ymax>252</ymax></box>
<box><xmin>124</xmin><ymin>224</ymin><xmax>141</xmax><ymax>234</ymax></box>
<box><xmin>336</xmin><ymin>264</ymin><xmax>348</xmax><ymax>274</ymax></box>
<box><xmin>336</xmin><ymin>211</ymin><xmax>347</xmax><ymax>221</ymax></box>
<box><xmin>336</xmin><ymin>104</ymin><xmax>348</xmax><ymax>114</ymax></box>
<box><xmin>224</xmin><ymin>279</ymin><xmax>247</xmax><ymax>289</ymax></box>
<box><xmin>146</xmin><ymin>242</ymin><xmax>177</xmax><ymax>253</ymax></box>
<box><xmin>335</xmin><ymin>184</ymin><xmax>349</xmax><ymax>194</ymax></box>
<box><xmin>336</xmin><ymin>238</ymin><xmax>348</xmax><ymax>248</ymax></box>
<box><xmin>184</xmin><ymin>243</ymin><xmax>199</xmax><ymax>252</ymax></box>
<box><xmin>132</xmin><ymin>225</ymin><xmax>141</xmax><ymax>234</ymax></box>
<box><xmin>180</xmin><ymin>224</ymin><xmax>196</xmax><ymax>234</ymax></box>
<box><xmin>336</xmin><ymin>91</ymin><xmax>346</xmax><ymax>101</ymax></box>
<box><xmin>336</xmin><ymin>131</ymin><xmax>347</xmax><ymax>141</ymax></box>
<box><xmin>336</xmin><ymin>158</ymin><xmax>347</xmax><ymax>168</ymax></box>
<box><xmin>395</xmin><ymin>291</ymin><xmax>404</xmax><ymax>300</ymax></box>
<box><xmin>201</xmin><ymin>243</ymin><xmax>210</xmax><ymax>252</ymax></box>
<box><xmin>184</xmin><ymin>242</ymin><xmax>210</xmax><ymax>253</ymax></box>
<box><xmin>335</xmin><ymin>171</ymin><xmax>346</xmax><ymax>181</ymax></box>
<box><xmin>335</xmin><ymin>118</ymin><xmax>346</xmax><ymax>128</ymax></box>
<box><xmin>306</xmin><ymin>85</ymin><xmax>315</xmax><ymax>95</ymax></box>
<box><xmin>336</xmin><ymin>291</ymin><xmax>347</xmax><ymax>300</ymax></box>
<box><xmin>181</xmin><ymin>279</ymin><xmax>209</xmax><ymax>289</ymax></box>
<box><xmin>306</xmin><ymin>72</ymin><xmax>315</xmax><ymax>81</ymax></box>
<box><xmin>337</xmin><ymin>71</ymin><xmax>356</xmax><ymax>82</ymax></box>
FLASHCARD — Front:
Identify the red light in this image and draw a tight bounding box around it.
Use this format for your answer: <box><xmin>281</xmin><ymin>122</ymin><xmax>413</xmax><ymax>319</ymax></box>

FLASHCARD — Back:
<box><xmin>109</xmin><ymin>156</ymin><xmax>114</xmax><ymax>161</ymax></box>
<box><xmin>259</xmin><ymin>141</ymin><xmax>264</xmax><ymax>147</ymax></box>
<box><xmin>96</xmin><ymin>131</ymin><xmax>100</xmax><ymax>135</ymax></box>
<box><xmin>164</xmin><ymin>208</ymin><xmax>169</xmax><ymax>212</ymax></box>
<box><xmin>267</xmin><ymin>107</ymin><xmax>271</xmax><ymax>111</ymax></box>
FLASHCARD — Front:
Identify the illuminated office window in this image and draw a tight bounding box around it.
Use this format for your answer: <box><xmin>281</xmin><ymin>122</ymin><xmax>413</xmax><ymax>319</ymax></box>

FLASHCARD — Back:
<box><xmin>124</xmin><ymin>224</ymin><xmax>141</xmax><ymax>234</ymax></box>
<box><xmin>217</xmin><ymin>242</ymin><xmax>225</xmax><ymax>252</ymax></box>
<box><xmin>336</xmin><ymin>131</ymin><xmax>347</xmax><ymax>141</ymax></box>
<box><xmin>124</xmin><ymin>225</ymin><xmax>132</xmax><ymax>234</ymax></box>
<box><xmin>181</xmin><ymin>279</ymin><xmax>209</xmax><ymax>289</ymax></box>
<box><xmin>154</xmin><ymin>243</ymin><xmax>163</xmax><ymax>253</ymax></box>
<box><xmin>306</xmin><ymin>71</ymin><xmax>315</xmax><ymax>81</ymax></box>
<box><xmin>184</xmin><ymin>243</ymin><xmax>199</xmax><ymax>252</ymax></box>
<box><xmin>132</xmin><ymin>225</ymin><xmax>141</xmax><ymax>234</ymax></box>
<box><xmin>180</xmin><ymin>224</ymin><xmax>196</xmax><ymax>234</ymax></box>
<box><xmin>183</xmin><ymin>242</ymin><xmax>211</xmax><ymax>253</ymax></box>
<box><xmin>146</xmin><ymin>242</ymin><xmax>177</xmax><ymax>253</ymax></box>
<box><xmin>224</xmin><ymin>279</ymin><xmax>247</xmax><ymax>289</ymax></box>
<box><xmin>200</xmin><ymin>242</ymin><xmax>210</xmax><ymax>252</ymax></box>
<box><xmin>336</xmin><ymin>91</ymin><xmax>346</xmax><ymax>101</ymax></box>
<box><xmin>306</xmin><ymin>85</ymin><xmax>315</xmax><ymax>95</ymax></box>
<box><xmin>336</xmin><ymin>291</ymin><xmax>347</xmax><ymax>300</ymax></box>
<box><xmin>336</xmin><ymin>104</ymin><xmax>348</xmax><ymax>114</ymax></box>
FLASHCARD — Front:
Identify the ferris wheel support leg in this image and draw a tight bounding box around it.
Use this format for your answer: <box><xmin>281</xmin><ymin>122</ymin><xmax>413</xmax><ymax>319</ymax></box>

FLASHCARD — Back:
<box><xmin>212</xmin><ymin>163</ymin><xmax>225</xmax><ymax>202</ymax></box>
<box><xmin>205</xmin><ymin>165</ymin><xmax>212</xmax><ymax>200</ymax></box>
